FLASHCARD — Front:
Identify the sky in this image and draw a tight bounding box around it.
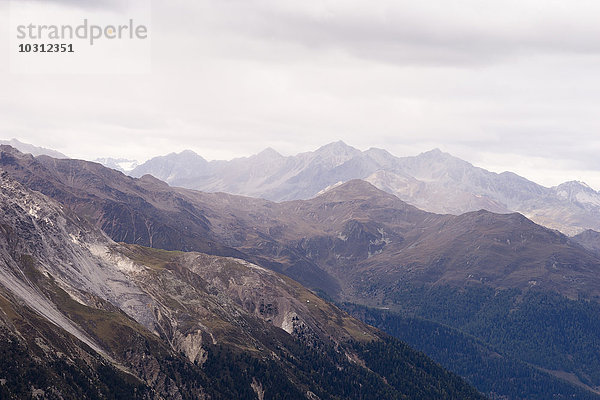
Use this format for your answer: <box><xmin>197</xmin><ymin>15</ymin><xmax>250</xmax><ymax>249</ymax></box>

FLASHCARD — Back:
<box><xmin>1</xmin><ymin>0</ymin><xmax>600</xmax><ymax>189</ymax></box>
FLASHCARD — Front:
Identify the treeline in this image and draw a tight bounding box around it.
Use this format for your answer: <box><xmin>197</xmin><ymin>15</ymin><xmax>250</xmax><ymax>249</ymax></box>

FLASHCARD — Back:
<box><xmin>0</xmin><ymin>320</ymin><xmax>486</xmax><ymax>400</ymax></box>
<box><xmin>0</xmin><ymin>328</ymin><xmax>147</xmax><ymax>400</ymax></box>
<box><xmin>342</xmin><ymin>285</ymin><xmax>600</xmax><ymax>400</ymax></box>
<box><xmin>202</xmin><ymin>335</ymin><xmax>486</xmax><ymax>400</ymax></box>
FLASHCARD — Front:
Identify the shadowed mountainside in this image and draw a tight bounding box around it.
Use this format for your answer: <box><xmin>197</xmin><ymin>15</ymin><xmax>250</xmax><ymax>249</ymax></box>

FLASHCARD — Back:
<box><xmin>0</xmin><ymin>170</ymin><xmax>485</xmax><ymax>399</ymax></box>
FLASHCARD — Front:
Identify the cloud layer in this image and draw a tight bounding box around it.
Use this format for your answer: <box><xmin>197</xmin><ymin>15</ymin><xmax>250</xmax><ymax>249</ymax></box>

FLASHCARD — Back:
<box><xmin>2</xmin><ymin>0</ymin><xmax>600</xmax><ymax>188</ymax></box>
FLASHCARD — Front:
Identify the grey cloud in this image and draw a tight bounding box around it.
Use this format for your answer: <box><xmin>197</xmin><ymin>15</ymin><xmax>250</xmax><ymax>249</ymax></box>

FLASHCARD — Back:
<box><xmin>192</xmin><ymin>0</ymin><xmax>600</xmax><ymax>66</ymax></box>
<box><xmin>4</xmin><ymin>0</ymin><xmax>600</xmax><ymax>190</ymax></box>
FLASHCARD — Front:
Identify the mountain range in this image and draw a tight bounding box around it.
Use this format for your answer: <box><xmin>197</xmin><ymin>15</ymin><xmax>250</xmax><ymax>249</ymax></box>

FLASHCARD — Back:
<box><xmin>4</xmin><ymin>145</ymin><xmax>600</xmax><ymax>398</ymax></box>
<box><xmin>0</xmin><ymin>138</ymin><xmax>67</xmax><ymax>159</ymax></box>
<box><xmin>8</xmin><ymin>137</ymin><xmax>600</xmax><ymax>236</ymax></box>
<box><xmin>5</xmin><ymin>145</ymin><xmax>600</xmax><ymax>302</ymax></box>
<box><xmin>123</xmin><ymin>141</ymin><xmax>600</xmax><ymax>236</ymax></box>
<box><xmin>0</xmin><ymin>154</ymin><xmax>486</xmax><ymax>399</ymax></box>
<box><xmin>4</xmin><ymin>141</ymin><xmax>600</xmax><ymax>398</ymax></box>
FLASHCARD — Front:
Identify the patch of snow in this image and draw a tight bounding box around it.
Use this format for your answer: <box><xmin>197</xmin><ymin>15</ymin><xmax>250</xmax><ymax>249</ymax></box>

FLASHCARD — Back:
<box><xmin>117</xmin><ymin>160</ymin><xmax>138</xmax><ymax>172</ymax></box>
<box><xmin>576</xmin><ymin>191</ymin><xmax>600</xmax><ymax>206</ymax></box>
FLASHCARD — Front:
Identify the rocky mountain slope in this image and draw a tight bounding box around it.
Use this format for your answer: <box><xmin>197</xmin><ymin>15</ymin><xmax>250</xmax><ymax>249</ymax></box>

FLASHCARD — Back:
<box><xmin>0</xmin><ymin>170</ymin><xmax>486</xmax><ymax>398</ymax></box>
<box><xmin>128</xmin><ymin>142</ymin><xmax>600</xmax><ymax>235</ymax></box>
<box><xmin>5</xmin><ymin>145</ymin><xmax>600</xmax><ymax>398</ymax></box>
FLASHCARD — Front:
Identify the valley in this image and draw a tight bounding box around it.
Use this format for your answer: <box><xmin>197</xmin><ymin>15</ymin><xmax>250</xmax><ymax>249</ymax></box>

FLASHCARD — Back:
<box><xmin>0</xmin><ymin>168</ymin><xmax>484</xmax><ymax>399</ymax></box>
<box><xmin>2</xmin><ymin>143</ymin><xmax>600</xmax><ymax>399</ymax></box>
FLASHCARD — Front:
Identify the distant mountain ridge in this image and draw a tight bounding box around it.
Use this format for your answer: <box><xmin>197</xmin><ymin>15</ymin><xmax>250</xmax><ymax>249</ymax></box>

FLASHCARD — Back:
<box><xmin>0</xmin><ymin>138</ymin><xmax>67</xmax><ymax>158</ymax></box>
<box><xmin>129</xmin><ymin>141</ymin><xmax>600</xmax><ymax>235</ymax></box>
<box><xmin>5</xmin><ymin>138</ymin><xmax>598</xmax><ymax>236</ymax></box>
<box><xmin>5</xmin><ymin>138</ymin><xmax>597</xmax><ymax>235</ymax></box>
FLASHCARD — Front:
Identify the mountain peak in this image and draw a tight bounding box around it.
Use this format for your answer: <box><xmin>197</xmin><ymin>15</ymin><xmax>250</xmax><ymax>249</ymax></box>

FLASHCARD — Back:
<box><xmin>419</xmin><ymin>148</ymin><xmax>449</xmax><ymax>158</ymax></box>
<box><xmin>139</xmin><ymin>174</ymin><xmax>170</xmax><ymax>187</ymax></box>
<box><xmin>178</xmin><ymin>149</ymin><xmax>203</xmax><ymax>158</ymax></box>
<box><xmin>315</xmin><ymin>140</ymin><xmax>360</xmax><ymax>155</ymax></box>
<box><xmin>0</xmin><ymin>145</ymin><xmax>35</xmax><ymax>162</ymax></box>
<box><xmin>255</xmin><ymin>147</ymin><xmax>283</xmax><ymax>160</ymax></box>
<box><xmin>365</xmin><ymin>147</ymin><xmax>393</xmax><ymax>155</ymax></box>
<box><xmin>0</xmin><ymin>144</ymin><xmax>24</xmax><ymax>155</ymax></box>
<box><xmin>154</xmin><ymin>150</ymin><xmax>205</xmax><ymax>164</ymax></box>
<box><xmin>129</xmin><ymin>149</ymin><xmax>208</xmax><ymax>183</ymax></box>
<box><xmin>554</xmin><ymin>180</ymin><xmax>600</xmax><ymax>208</ymax></box>
<box><xmin>0</xmin><ymin>138</ymin><xmax>67</xmax><ymax>159</ymax></box>
<box><xmin>556</xmin><ymin>180</ymin><xmax>595</xmax><ymax>191</ymax></box>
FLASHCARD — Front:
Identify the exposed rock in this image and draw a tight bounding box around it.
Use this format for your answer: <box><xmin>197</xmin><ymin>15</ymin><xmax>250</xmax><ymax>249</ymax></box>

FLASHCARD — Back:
<box><xmin>251</xmin><ymin>378</ymin><xmax>265</xmax><ymax>400</ymax></box>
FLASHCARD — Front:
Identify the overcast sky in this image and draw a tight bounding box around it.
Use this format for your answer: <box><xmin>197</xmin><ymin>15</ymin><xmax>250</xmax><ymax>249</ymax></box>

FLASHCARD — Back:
<box><xmin>2</xmin><ymin>0</ymin><xmax>600</xmax><ymax>189</ymax></box>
